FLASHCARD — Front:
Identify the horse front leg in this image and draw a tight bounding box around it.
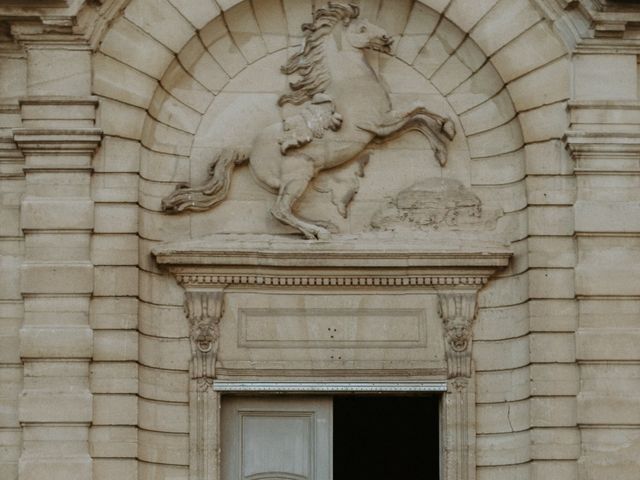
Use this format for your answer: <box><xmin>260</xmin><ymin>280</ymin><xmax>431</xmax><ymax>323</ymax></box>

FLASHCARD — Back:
<box><xmin>359</xmin><ymin>104</ymin><xmax>456</xmax><ymax>166</ymax></box>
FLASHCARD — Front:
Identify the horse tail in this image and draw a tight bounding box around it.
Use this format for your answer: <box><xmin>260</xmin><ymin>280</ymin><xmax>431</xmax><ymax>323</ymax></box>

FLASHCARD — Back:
<box><xmin>161</xmin><ymin>148</ymin><xmax>250</xmax><ymax>213</ymax></box>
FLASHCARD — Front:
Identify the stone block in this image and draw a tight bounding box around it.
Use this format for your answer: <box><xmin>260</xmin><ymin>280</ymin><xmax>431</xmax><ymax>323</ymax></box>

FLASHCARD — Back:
<box><xmin>529</xmin><ymin>206</ymin><xmax>574</xmax><ymax>235</ymax></box>
<box><xmin>21</xmin><ymin>198</ymin><xmax>93</xmax><ymax>231</ymax></box>
<box><xmin>138</xmin><ymin>366</ymin><xmax>189</xmax><ymax>403</ymax></box>
<box><xmin>579</xmin><ymin>428</ymin><xmax>640</xmax><ymax>480</ymax></box>
<box><xmin>575</xmin><ymin>201</ymin><xmax>640</xmax><ymax>233</ymax></box>
<box><xmin>138</xmin><ymin>429</ymin><xmax>189</xmax><ymax>465</ymax></box>
<box><xmin>225</xmin><ymin>1</ymin><xmax>268</xmax><ymax>63</ymax></box>
<box><xmin>139</xmin><ymin>301</ymin><xmax>187</xmax><ymax>338</ymax></box>
<box><xmin>138</xmin><ymin>270</ymin><xmax>183</xmax><ymax>306</ymax></box>
<box><xmin>0</xmin><ymin>314</ymin><xmax>21</xmax><ymax>364</ymax></box>
<box><xmin>519</xmin><ymin>102</ymin><xmax>568</xmax><ymax>143</ymax></box>
<box><xmin>446</xmin><ymin>0</ymin><xmax>499</xmax><ymax>33</ymax></box>
<box><xmin>21</xmin><ymin>262</ymin><xmax>93</xmax><ymax>295</ymax></box>
<box><xmin>19</xmin><ymin>389</ymin><xmax>92</xmax><ymax>423</ymax></box>
<box><xmin>574</xmin><ymin>54</ymin><xmax>637</xmax><ymax>100</ymax></box>
<box><xmin>576</xmin><ymin>237</ymin><xmax>640</xmax><ymax>296</ymax></box>
<box><xmin>476</xmin><ymin>366</ymin><xmax>530</xmax><ymax>403</ymax></box>
<box><xmin>93</xmin><ymin>394</ymin><xmax>138</xmax><ymax>425</ymax></box>
<box><xmin>476</xmin><ymin>430</ymin><xmax>530</xmax><ymax>466</ymax></box>
<box><xmin>91</xmin><ymin>173</ymin><xmax>138</xmax><ymax>203</ymax></box>
<box><xmin>94</xmin><ymin>458</ymin><xmax>137</xmax><ymax>480</ymax></box>
<box><xmin>25</xmin><ymin>171</ymin><xmax>90</xmax><ymax>198</ymax></box>
<box><xmin>507</xmin><ymin>57</ymin><xmax>570</xmax><ymax>111</ymax></box>
<box><xmin>577</xmin><ymin>329</ymin><xmax>640</xmax><ymax>361</ymax></box>
<box><xmin>160</xmin><ymin>59</ymin><xmax>215</xmax><ymax>114</ymax></box>
<box><xmin>528</xmin><ymin>237</ymin><xmax>576</xmax><ymax>268</ymax></box>
<box><xmin>93</xmin><ymin>53</ymin><xmax>157</xmax><ymax>109</ymax></box>
<box><xmin>138</xmin><ymin>397</ymin><xmax>188</xmax><ymax>433</ymax></box>
<box><xmin>467</xmin><ymin>118</ymin><xmax>523</xmax><ymax>158</ymax></box>
<box><xmin>100</xmin><ymin>17</ymin><xmax>174</xmax><ymax>79</ymax></box>
<box><xmin>139</xmin><ymin>462</ymin><xmax>188</xmax><ymax>480</ymax></box>
<box><xmin>530</xmin><ymin>300</ymin><xmax>577</xmax><ymax>332</ymax></box>
<box><xmin>525</xmin><ymin>140</ymin><xmax>572</xmax><ymax>175</ymax></box>
<box><xmin>394</xmin><ymin>2</ymin><xmax>439</xmax><ymax>64</ymax></box>
<box><xmin>447</xmin><ymin>62</ymin><xmax>504</xmax><ymax>114</ymax></box>
<box><xmin>97</xmin><ymin>97</ymin><xmax>146</xmax><ymax>140</ymax></box>
<box><xmin>530</xmin><ymin>333</ymin><xmax>575</xmax><ymax>363</ymax></box>
<box><xmin>94</xmin><ymin>266</ymin><xmax>138</xmax><ymax>297</ymax></box>
<box><xmin>140</xmin><ymin>148</ymin><xmax>190</xmax><ymax>183</ymax></box>
<box><xmin>252</xmin><ymin>0</ymin><xmax>288</xmax><ymax>52</ymax></box>
<box><xmin>476</xmin><ymin>399</ymin><xmax>530</xmax><ymax>434</ymax></box>
<box><xmin>168</xmin><ymin>0</ymin><xmax>220</xmax><ymax>30</ymax></box>
<box><xmin>471</xmin><ymin>150</ymin><xmax>526</xmax><ymax>186</ymax></box>
<box><xmin>474</xmin><ymin>336</ymin><xmax>529</xmax><ymax>371</ymax></box>
<box><xmin>527</xmin><ymin>175</ymin><xmax>576</xmax><ymax>206</ymax></box>
<box><xmin>139</xmin><ymin>334</ymin><xmax>190</xmax><ymax>371</ymax></box>
<box><xmin>90</xmin><ymin>362</ymin><xmax>138</xmax><ymax>393</ymax></box>
<box><xmin>476</xmin><ymin>463</ymin><xmax>529</xmax><ymax>480</ymax></box>
<box><xmin>19</xmin><ymin>456</ymin><xmax>92</xmax><ymax>480</ymax></box>
<box><xmin>200</xmin><ymin>17</ymin><xmax>247</xmax><ymax>77</ymax></box>
<box><xmin>531</xmin><ymin>427</ymin><xmax>580</xmax><ymax>460</ymax></box>
<box><xmin>459</xmin><ymin>89</ymin><xmax>515</xmax><ymax>136</ymax></box>
<box><xmin>0</xmin><ymin>254</ymin><xmax>21</xmax><ymax>300</ymax></box>
<box><xmin>531</xmin><ymin>363</ymin><xmax>579</xmax><ymax>396</ymax></box>
<box><xmin>91</xmin><ymin>234</ymin><xmax>138</xmax><ymax>266</ymax></box>
<box><xmin>89</xmin><ymin>426</ymin><xmax>137</xmax><ymax>458</ymax></box>
<box><xmin>25</xmin><ymin>233</ymin><xmax>90</xmax><ymax>262</ymax></box>
<box><xmin>529</xmin><ymin>269</ymin><xmax>575</xmax><ymax>299</ymax></box>
<box><xmin>141</xmin><ymin>117</ymin><xmax>194</xmax><ymax>156</ymax></box>
<box><xmin>93</xmin><ymin>331</ymin><xmax>138</xmax><ymax>361</ymax></box>
<box><xmin>90</xmin><ymin>297</ymin><xmax>138</xmax><ymax>330</ymax></box>
<box><xmin>94</xmin><ymin>204</ymin><xmax>138</xmax><ymax>233</ymax></box>
<box><xmin>531</xmin><ymin>460</ymin><xmax>577</xmax><ymax>480</ymax></box>
<box><xmin>579</xmin><ymin>299</ymin><xmax>639</xmax><ymax>329</ymax></box>
<box><xmin>531</xmin><ymin>397</ymin><xmax>576</xmax><ymax>427</ymax></box>
<box><xmin>469</xmin><ymin>0</ymin><xmax>541</xmax><ymax>55</ymax></box>
<box><xmin>125</xmin><ymin>0</ymin><xmax>195</xmax><ymax>53</ymax></box>
<box><xmin>0</xmin><ymin>367</ymin><xmax>21</xmax><ymax>426</ymax></box>
<box><xmin>148</xmin><ymin>85</ymin><xmax>202</xmax><ymax>134</ymax></box>
<box><xmin>474</xmin><ymin>303</ymin><xmax>529</xmax><ymax>341</ymax></box>
<box><xmin>27</xmin><ymin>49</ymin><xmax>91</xmax><ymax>96</ymax></box>
<box><xmin>93</xmin><ymin>136</ymin><xmax>141</xmax><ymax>174</ymax></box>
<box><xmin>478</xmin><ymin>272</ymin><xmax>529</xmax><ymax>308</ymax></box>
<box><xmin>20</xmin><ymin>326</ymin><xmax>93</xmax><ymax>359</ymax></box>
<box><xmin>491</xmin><ymin>22</ymin><xmax>566</xmax><ymax>83</ymax></box>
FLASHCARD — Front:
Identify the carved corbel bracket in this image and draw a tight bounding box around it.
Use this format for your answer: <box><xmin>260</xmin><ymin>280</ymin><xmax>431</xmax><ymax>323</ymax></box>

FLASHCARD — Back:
<box><xmin>438</xmin><ymin>290</ymin><xmax>479</xmax><ymax>384</ymax></box>
<box><xmin>184</xmin><ymin>289</ymin><xmax>225</xmax><ymax>391</ymax></box>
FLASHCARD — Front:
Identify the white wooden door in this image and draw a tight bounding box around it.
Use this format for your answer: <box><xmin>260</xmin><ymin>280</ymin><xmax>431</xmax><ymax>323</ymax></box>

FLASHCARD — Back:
<box><xmin>221</xmin><ymin>396</ymin><xmax>332</xmax><ymax>480</ymax></box>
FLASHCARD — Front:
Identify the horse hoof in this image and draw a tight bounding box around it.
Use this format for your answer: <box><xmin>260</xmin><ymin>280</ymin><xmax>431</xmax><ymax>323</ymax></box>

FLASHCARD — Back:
<box><xmin>316</xmin><ymin>228</ymin><xmax>332</xmax><ymax>241</ymax></box>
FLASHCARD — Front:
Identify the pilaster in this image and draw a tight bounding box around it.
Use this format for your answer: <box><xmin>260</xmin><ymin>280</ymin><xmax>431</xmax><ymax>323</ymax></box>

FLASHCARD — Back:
<box><xmin>14</xmin><ymin>94</ymin><xmax>101</xmax><ymax>479</ymax></box>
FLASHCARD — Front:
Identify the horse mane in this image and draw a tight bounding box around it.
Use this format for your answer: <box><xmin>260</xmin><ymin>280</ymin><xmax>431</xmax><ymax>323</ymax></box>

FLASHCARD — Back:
<box><xmin>278</xmin><ymin>3</ymin><xmax>360</xmax><ymax>106</ymax></box>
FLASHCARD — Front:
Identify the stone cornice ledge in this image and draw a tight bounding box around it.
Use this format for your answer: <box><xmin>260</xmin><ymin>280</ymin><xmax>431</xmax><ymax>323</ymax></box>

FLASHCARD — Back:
<box><xmin>152</xmin><ymin>233</ymin><xmax>512</xmax><ymax>288</ymax></box>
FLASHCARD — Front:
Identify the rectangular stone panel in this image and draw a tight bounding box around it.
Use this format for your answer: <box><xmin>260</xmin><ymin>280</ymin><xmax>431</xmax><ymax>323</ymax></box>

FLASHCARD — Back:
<box><xmin>218</xmin><ymin>292</ymin><xmax>444</xmax><ymax>372</ymax></box>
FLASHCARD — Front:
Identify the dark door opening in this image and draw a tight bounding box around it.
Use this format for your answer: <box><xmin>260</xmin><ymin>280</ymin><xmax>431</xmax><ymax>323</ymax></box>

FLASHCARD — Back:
<box><xmin>333</xmin><ymin>396</ymin><xmax>440</xmax><ymax>479</ymax></box>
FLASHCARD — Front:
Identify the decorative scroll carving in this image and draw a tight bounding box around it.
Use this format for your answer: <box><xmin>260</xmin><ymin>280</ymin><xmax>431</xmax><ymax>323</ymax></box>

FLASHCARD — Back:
<box><xmin>371</xmin><ymin>178</ymin><xmax>502</xmax><ymax>233</ymax></box>
<box><xmin>438</xmin><ymin>291</ymin><xmax>478</xmax><ymax>380</ymax></box>
<box><xmin>184</xmin><ymin>290</ymin><xmax>224</xmax><ymax>391</ymax></box>
<box><xmin>161</xmin><ymin>3</ymin><xmax>455</xmax><ymax>240</ymax></box>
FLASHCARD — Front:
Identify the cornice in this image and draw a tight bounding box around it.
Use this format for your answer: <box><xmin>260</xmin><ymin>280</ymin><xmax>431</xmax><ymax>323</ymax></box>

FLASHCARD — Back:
<box><xmin>152</xmin><ymin>234</ymin><xmax>512</xmax><ymax>290</ymax></box>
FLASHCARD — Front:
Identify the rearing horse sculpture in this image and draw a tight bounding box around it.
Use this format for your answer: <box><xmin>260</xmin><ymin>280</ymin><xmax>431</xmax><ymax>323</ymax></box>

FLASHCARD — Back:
<box><xmin>162</xmin><ymin>2</ymin><xmax>455</xmax><ymax>239</ymax></box>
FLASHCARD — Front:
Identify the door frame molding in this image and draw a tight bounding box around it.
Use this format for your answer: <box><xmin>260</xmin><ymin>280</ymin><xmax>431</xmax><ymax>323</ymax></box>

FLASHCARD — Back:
<box><xmin>153</xmin><ymin>235</ymin><xmax>511</xmax><ymax>480</ymax></box>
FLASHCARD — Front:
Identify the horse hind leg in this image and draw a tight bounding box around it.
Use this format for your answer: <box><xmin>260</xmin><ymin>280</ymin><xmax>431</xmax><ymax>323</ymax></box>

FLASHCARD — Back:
<box><xmin>270</xmin><ymin>168</ymin><xmax>331</xmax><ymax>240</ymax></box>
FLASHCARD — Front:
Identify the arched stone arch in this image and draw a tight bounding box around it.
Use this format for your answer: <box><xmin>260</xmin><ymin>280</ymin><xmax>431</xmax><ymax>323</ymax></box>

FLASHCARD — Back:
<box><xmin>89</xmin><ymin>1</ymin><xmax>572</xmax><ymax>479</ymax></box>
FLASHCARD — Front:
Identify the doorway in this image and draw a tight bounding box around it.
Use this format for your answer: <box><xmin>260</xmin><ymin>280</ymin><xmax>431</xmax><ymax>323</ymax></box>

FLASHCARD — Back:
<box><xmin>221</xmin><ymin>395</ymin><xmax>440</xmax><ymax>480</ymax></box>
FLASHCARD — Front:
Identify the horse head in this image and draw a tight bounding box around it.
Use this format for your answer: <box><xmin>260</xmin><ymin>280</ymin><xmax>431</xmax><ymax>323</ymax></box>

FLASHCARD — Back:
<box><xmin>344</xmin><ymin>17</ymin><xmax>393</xmax><ymax>54</ymax></box>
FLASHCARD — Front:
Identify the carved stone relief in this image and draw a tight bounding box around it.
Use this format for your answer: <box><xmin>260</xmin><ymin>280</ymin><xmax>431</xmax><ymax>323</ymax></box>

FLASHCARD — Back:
<box><xmin>371</xmin><ymin>178</ymin><xmax>503</xmax><ymax>233</ymax></box>
<box><xmin>161</xmin><ymin>3</ymin><xmax>456</xmax><ymax>239</ymax></box>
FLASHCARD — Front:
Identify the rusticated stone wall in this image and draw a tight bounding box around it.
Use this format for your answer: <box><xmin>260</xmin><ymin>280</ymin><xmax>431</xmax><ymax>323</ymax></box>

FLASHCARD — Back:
<box><xmin>0</xmin><ymin>1</ymin><xmax>639</xmax><ymax>480</ymax></box>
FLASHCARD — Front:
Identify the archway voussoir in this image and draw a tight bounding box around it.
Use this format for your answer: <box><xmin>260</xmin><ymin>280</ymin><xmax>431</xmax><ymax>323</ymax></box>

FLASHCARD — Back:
<box><xmin>491</xmin><ymin>22</ymin><xmax>567</xmax><ymax>84</ymax></box>
<box><xmin>124</xmin><ymin>0</ymin><xmax>195</xmax><ymax>54</ymax></box>
<box><xmin>447</xmin><ymin>62</ymin><xmax>504</xmax><ymax>114</ymax></box>
<box><xmin>167</xmin><ymin>0</ymin><xmax>221</xmax><ymax>30</ymax></box>
<box><xmin>445</xmin><ymin>0</ymin><xmax>499</xmax><ymax>33</ymax></box>
<box><xmin>94</xmin><ymin>53</ymin><xmax>158</xmax><ymax>110</ymax></box>
<box><xmin>518</xmin><ymin>102</ymin><xmax>568</xmax><ymax>144</ymax></box>
<box><xmin>100</xmin><ymin>17</ymin><xmax>175</xmax><ymax>80</ymax></box>
<box><xmin>506</xmin><ymin>57</ymin><xmax>570</xmax><ymax>112</ymax></box>
<box><xmin>469</xmin><ymin>0</ymin><xmax>542</xmax><ymax>57</ymax></box>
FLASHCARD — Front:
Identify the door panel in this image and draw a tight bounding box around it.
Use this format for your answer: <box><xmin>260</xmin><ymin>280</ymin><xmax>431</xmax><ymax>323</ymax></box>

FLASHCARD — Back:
<box><xmin>222</xmin><ymin>397</ymin><xmax>332</xmax><ymax>480</ymax></box>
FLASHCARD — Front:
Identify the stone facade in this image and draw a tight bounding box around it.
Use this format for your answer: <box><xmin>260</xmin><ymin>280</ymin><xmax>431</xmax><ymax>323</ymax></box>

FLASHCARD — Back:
<box><xmin>0</xmin><ymin>1</ymin><xmax>639</xmax><ymax>479</ymax></box>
